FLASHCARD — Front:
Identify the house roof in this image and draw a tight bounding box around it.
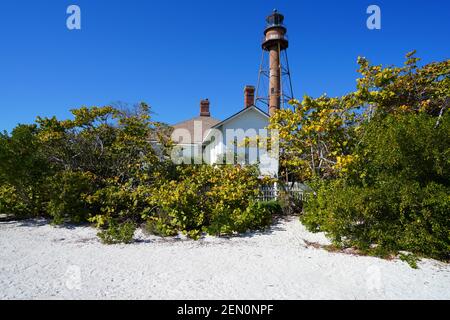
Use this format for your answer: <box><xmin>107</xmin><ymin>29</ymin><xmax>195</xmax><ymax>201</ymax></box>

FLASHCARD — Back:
<box><xmin>202</xmin><ymin>105</ymin><xmax>270</xmax><ymax>143</ymax></box>
<box><xmin>172</xmin><ymin>115</ymin><xmax>221</xmax><ymax>144</ymax></box>
<box><xmin>211</xmin><ymin>105</ymin><xmax>269</xmax><ymax>130</ymax></box>
<box><xmin>171</xmin><ymin>105</ymin><xmax>269</xmax><ymax>145</ymax></box>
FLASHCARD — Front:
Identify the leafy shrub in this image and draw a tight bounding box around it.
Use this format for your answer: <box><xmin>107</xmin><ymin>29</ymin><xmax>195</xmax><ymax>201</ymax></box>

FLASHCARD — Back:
<box><xmin>149</xmin><ymin>164</ymin><xmax>271</xmax><ymax>237</ymax></box>
<box><xmin>86</xmin><ymin>182</ymin><xmax>152</xmax><ymax>228</ymax></box>
<box><xmin>204</xmin><ymin>202</ymin><xmax>274</xmax><ymax>236</ymax></box>
<box><xmin>144</xmin><ymin>215</ymin><xmax>178</xmax><ymax>237</ymax></box>
<box><xmin>399</xmin><ymin>253</ymin><xmax>419</xmax><ymax>269</ymax></box>
<box><xmin>46</xmin><ymin>171</ymin><xmax>95</xmax><ymax>224</ymax></box>
<box><xmin>0</xmin><ymin>185</ymin><xmax>29</xmax><ymax>217</ymax></box>
<box><xmin>0</xmin><ymin>104</ymin><xmax>274</xmax><ymax>241</ymax></box>
<box><xmin>302</xmin><ymin>113</ymin><xmax>450</xmax><ymax>261</ymax></box>
<box><xmin>0</xmin><ymin>104</ymin><xmax>278</xmax><ymax>241</ymax></box>
<box><xmin>156</xmin><ymin>178</ymin><xmax>206</xmax><ymax>234</ymax></box>
<box><xmin>260</xmin><ymin>200</ymin><xmax>283</xmax><ymax>216</ymax></box>
<box><xmin>97</xmin><ymin>220</ymin><xmax>136</xmax><ymax>244</ymax></box>
<box><xmin>230</xmin><ymin>201</ymin><xmax>274</xmax><ymax>234</ymax></box>
<box><xmin>0</xmin><ymin>124</ymin><xmax>51</xmax><ymax>217</ymax></box>
<box><xmin>277</xmin><ymin>188</ymin><xmax>304</xmax><ymax>215</ymax></box>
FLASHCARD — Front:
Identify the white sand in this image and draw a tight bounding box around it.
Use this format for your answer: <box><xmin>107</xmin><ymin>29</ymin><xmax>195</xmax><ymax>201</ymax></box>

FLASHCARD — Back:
<box><xmin>0</xmin><ymin>216</ymin><xmax>449</xmax><ymax>300</ymax></box>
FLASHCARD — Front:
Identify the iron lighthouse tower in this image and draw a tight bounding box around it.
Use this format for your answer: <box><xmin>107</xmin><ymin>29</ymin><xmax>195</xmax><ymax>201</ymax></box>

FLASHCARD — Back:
<box><xmin>256</xmin><ymin>10</ymin><xmax>294</xmax><ymax>116</ymax></box>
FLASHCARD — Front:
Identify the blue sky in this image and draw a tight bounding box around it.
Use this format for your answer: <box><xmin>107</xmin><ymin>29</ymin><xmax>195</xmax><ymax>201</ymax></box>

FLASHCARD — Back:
<box><xmin>0</xmin><ymin>0</ymin><xmax>449</xmax><ymax>131</ymax></box>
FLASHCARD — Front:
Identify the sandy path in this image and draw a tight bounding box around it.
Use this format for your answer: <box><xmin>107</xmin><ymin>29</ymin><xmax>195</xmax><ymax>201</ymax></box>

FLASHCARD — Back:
<box><xmin>0</xmin><ymin>217</ymin><xmax>449</xmax><ymax>299</ymax></box>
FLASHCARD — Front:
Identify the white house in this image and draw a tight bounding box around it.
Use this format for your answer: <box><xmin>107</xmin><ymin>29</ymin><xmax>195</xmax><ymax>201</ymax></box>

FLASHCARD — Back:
<box><xmin>171</xmin><ymin>86</ymin><xmax>279</xmax><ymax>177</ymax></box>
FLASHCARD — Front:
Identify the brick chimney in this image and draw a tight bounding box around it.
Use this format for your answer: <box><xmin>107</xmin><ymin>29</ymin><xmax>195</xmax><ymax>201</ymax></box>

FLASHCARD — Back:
<box><xmin>244</xmin><ymin>85</ymin><xmax>255</xmax><ymax>108</ymax></box>
<box><xmin>200</xmin><ymin>99</ymin><xmax>210</xmax><ymax>117</ymax></box>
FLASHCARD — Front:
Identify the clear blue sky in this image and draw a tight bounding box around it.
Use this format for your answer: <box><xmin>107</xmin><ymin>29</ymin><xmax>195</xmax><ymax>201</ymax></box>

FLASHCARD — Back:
<box><xmin>0</xmin><ymin>0</ymin><xmax>449</xmax><ymax>131</ymax></box>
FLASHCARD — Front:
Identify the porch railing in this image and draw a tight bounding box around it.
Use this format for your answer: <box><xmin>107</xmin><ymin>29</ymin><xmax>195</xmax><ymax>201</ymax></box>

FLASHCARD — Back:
<box><xmin>258</xmin><ymin>182</ymin><xmax>311</xmax><ymax>202</ymax></box>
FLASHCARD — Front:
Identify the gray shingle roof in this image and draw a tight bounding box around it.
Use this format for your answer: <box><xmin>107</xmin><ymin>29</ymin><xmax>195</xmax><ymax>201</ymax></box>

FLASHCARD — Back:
<box><xmin>172</xmin><ymin>116</ymin><xmax>221</xmax><ymax>144</ymax></box>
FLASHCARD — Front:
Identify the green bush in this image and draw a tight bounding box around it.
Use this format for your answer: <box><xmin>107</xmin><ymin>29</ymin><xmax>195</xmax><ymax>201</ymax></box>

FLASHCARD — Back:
<box><xmin>399</xmin><ymin>253</ymin><xmax>420</xmax><ymax>269</ymax></box>
<box><xmin>86</xmin><ymin>182</ymin><xmax>153</xmax><ymax>228</ymax></box>
<box><xmin>260</xmin><ymin>200</ymin><xmax>283</xmax><ymax>215</ymax></box>
<box><xmin>302</xmin><ymin>113</ymin><xmax>450</xmax><ymax>261</ymax></box>
<box><xmin>231</xmin><ymin>201</ymin><xmax>274</xmax><ymax>234</ymax></box>
<box><xmin>0</xmin><ymin>185</ymin><xmax>29</xmax><ymax>217</ymax></box>
<box><xmin>46</xmin><ymin>171</ymin><xmax>95</xmax><ymax>224</ymax></box>
<box><xmin>0</xmin><ymin>124</ymin><xmax>51</xmax><ymax>217</ymax></box>
<box><xmin>152</xmin><ymin>171</ymin><xmax>207</xmax><ymax>235</ymax></box>
<box><xmin>144</xmin><ymin>215</ymin><xmax>178</xmax><ymax>237</ymax></box>
<box><xmin>0</xmin><ymin>105</ymin><xmax>277</xmax><ymax>242</ymax></box>
<box><xmin>97</xmin><ymin>220</ymin><xmax>136</xmax><ymax>244</ymax></box>
<box><xmin>205</xmin><ymin>202</ymin><xmax>274</xmax><ymax>236</ymax></box>
<box><xmin>149</xmin><ymin>164</ymin><xmax>272</xmax><ymax>237</ymax></box>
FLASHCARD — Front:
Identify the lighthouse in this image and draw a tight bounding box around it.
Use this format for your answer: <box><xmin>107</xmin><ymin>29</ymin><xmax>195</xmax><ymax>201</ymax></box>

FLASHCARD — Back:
<box><xmin>256</xmin><ymin>10</ymin><xmax>294</xmax><ymax>116</ymax></box>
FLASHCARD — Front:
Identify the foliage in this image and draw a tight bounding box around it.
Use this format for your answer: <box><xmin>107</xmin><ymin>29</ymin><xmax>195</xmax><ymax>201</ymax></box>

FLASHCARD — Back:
<box><xmin>399</xmin><ymin>253</ymin><xmax>420</xmax><ymax>269</ymax></box>
<box><xmin>0</xmin><ymin>124</ymin><xmax>50</xmax><ymax>216</ymax></box>
<box><xmin>97</xmin><ymin>220</ymin><xmax>136</xmax><ymax>244</ymax></box>
<box><xmin>302</xmin><ymin>113</ymin><xmax>450</xmax><ymax>261</ymax></box>
<box><xmin>258</xmin><ymin>200</ymin><xmax>283</xmax><ymax>216</ymax></box>
<box><xmin>0</xmin><ymin>102</ymin><xmax>278</xmax><ymax>241</ymax></box>
<box><xmin>37</xmin><ymin>103</ymin><xmax>174</xmax><ymax>226</ymax></box>
<box><xmin>36</xmin><ymin>103</ymin><xmax>174</xmax><ymax>185</ymax></box>
<box><xmin>273</xmin><ymin>52</ymin><xmax>450</xmax><ymax>263</ymax></box>
<box><xmin>231</xmin><ymin>201</ymin><xmax>275</xmax><ymax>234</ymax></box>
<box><xmin>269</xmin><ymin>94</ymin><xmax>362</xmax><ymax>181</ymax></box>
<box><xmin>0</xmin><ymin>103</ymin><xmax>174</xmax><ymax>225</ymax></box>
<box><xmin>355</xmin><ymin>51</ymin><xmax>449</xmax><ymax>118</ymax></box>
<box><xmin>148</xmin><ymin>164</ymin><xmax>269</xmax><ymax>237</ymax></box>
<box><xmin>86</xmin><ymin>181</ymin><xmax>155</xmax><ymax>228</ymax></box>
<box><xmin>275</xmin><ymin>182</ymin><xmax>306</xmax><ymax>215</ymax></box>
<box><xmin>46</xmin><ymin>171</ymin><xmax>95</xmax><ymax>224</ymax></box>
<box><xmin>270</xmin><ymin>51</ymin><xmax>449</xmax><ymax>182</ymax></box>
<box><xmin>144</xmin><ymin>216</ymin><xmax>178</xmax><ymax>237</ymax></box>
<box><xmin>0</xmin><ymin>185</ymin><xmax>29</xmax><ymax>217</ymax></box>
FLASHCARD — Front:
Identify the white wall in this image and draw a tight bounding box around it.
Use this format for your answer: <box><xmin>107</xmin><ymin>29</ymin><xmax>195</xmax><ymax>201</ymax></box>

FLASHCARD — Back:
<box><xmin>207</xmin><ymin>108</ymin><xmax>279</xmax><ymax>177</ymax></box>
